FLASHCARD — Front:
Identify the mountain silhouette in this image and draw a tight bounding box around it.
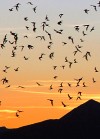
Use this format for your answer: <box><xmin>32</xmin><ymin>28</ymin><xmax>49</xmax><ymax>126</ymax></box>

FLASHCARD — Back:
<box><xmin>0</xmin><ymin>99</ymin><xmax>100</xmax><ymax>139</ymax></box>
<box><xmin>0</xmin><ymin>127</ymin><xmax>7</xmax><ymax>133</ymax></box>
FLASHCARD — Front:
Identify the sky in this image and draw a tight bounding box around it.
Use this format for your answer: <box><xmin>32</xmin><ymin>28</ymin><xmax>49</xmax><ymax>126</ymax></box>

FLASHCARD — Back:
<box><xmin>0</xmin><ymin>0</ymin><xmax>100</xmax><ymax>128</ymax></box>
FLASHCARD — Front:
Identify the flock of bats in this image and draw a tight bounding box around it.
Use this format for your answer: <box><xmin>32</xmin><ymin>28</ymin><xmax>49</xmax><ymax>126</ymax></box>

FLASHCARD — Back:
<box><xmin>0</xmin><ymin>1</ymin><xmax>100</xmax><ymax>117</ymax></box>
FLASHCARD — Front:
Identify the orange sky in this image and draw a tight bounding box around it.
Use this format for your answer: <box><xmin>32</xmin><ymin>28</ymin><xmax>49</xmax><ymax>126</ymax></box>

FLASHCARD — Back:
<box><xmin>0</xmin><ymin>0</ymin><xmax>100</xmax><ymax>128</ymax></box>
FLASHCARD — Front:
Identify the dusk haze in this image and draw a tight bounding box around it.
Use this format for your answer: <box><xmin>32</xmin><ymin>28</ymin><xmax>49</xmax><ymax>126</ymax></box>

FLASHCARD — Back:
<box><xmin>0</xmin><ymin>0</ymin><xmax>100</xmax><ymax>138</ymax></box>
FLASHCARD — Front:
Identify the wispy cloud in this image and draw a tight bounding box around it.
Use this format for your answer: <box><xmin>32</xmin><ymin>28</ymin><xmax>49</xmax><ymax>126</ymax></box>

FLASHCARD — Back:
<box><xmin>83</xmin><ymin>95</ymin><xmax>100</xmax><ymax>99</ymax></box>
<box><xmin>0</xmin><ymin>27</ymin><xmax>25</xmax><ymax>31</ymax></box>
<box><xmin>0</xmin><ymin>27</ymin><xmax>25</xmax><ymax>36</ymax></box>
<box><xmin>6</xmin><ymin>106</ymin><xmax>73</xmax><ymax>110</ymax></box>
<box><xmin>0</xmin><ymin>110</ymin><xmax>16</xmax><ymax>113</ymax></box>
<box><xmin>11</xmin><ymin>89</ymin><xmax>60</xmax><ymax>95</ymax></box>
<box><xmin>63</xmin><ymin>21</ymin><xmax>100</xmax><ymax>28</ymax></box>
<box><xmin>6</xmin><ymin>80</ymin><xmax>77</xmax><ymax>90</ymax></box>
<box><xmin>27</xmin><ymin>79</ymin><xmax>76</xmax><ymax>84</ymax></box>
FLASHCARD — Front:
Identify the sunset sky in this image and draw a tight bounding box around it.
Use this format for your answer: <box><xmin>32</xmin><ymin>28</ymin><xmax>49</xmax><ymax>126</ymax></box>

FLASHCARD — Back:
<box><xmin>0</xmin><ymin>0</ymin><xmax>100</xmax><ymax>128</ymax></box>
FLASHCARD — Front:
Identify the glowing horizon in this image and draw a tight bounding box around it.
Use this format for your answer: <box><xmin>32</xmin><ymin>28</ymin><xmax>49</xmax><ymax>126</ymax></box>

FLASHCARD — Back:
<box><xmin>0</xmin><ymin>0</ymin><xmax>100</xmax><ymax>128</ymax></box>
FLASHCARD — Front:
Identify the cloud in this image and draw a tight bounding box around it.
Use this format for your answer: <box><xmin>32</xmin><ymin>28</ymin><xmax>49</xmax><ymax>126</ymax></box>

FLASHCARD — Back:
<box><xmin>0</xmin><ymin>27</ymin><xmax>25</xmax><ymax>36</ymax></box>
<box><xmin>7</xmin><ymin>80</ymin><xmax>77</xmax><ymax>90</ymax></box>
<box><xmin>83</xmin><ymin>95</ymin><xmax>100</xmax><ymax>99</ymax></box>
<box><xmin>0</xmin><ymin>27</ymin><xmax>25</xmax><ymax>31</ymax></box>
<box><xmin>11</xmin><ymin>89</ymin><xmax>61</xmax><ymax>95</ymax></box>
<box><xmin>27</xmin><ymin>79</ymin><xmax>76</xmax><ymax>83</ymax></box>
<box><xmin>0</xmin><ymin>110</ymin><xmax>17</xmax><ymax>113</ymax></box>
<box><xmin>6</xmin><ymin>106</ymin><xmax>73</xmax><ymax>110</ymax></box>
<box><xmin>63</xmin><ymin>21</ymin><xmax>100</xmax><ymax>28</ymax></box>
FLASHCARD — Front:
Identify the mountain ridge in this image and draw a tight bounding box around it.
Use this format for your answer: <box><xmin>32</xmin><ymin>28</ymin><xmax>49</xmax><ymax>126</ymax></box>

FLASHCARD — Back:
<box><xmin>0</xmin><ymin>99</ymin><xmax>100</xmax><ymax>139</ymax></box>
